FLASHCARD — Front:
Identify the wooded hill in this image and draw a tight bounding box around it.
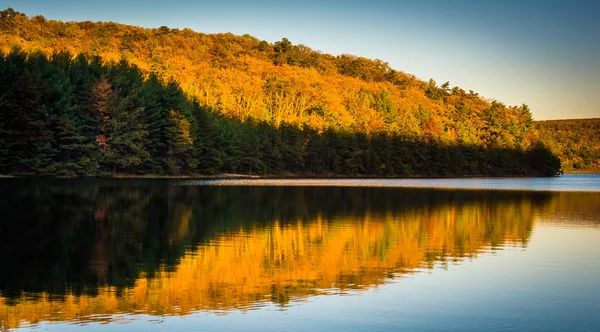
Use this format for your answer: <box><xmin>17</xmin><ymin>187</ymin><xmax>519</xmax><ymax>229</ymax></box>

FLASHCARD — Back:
<box><xmin>536</xmin><ymin>119</ymin><xmax>600</xmax><ymax>173</ymax></box>
<box><xmin>0</xmin><ymin>8</ymin><xmax>561</xmax><ymax>176</ymax></box>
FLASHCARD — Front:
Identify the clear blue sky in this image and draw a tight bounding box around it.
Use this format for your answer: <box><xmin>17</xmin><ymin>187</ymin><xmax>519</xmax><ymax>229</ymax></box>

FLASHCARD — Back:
<box><xmin>5</xmin><ymin>0</ymin><xmax>600</xmax><ymax>120</ymax></box>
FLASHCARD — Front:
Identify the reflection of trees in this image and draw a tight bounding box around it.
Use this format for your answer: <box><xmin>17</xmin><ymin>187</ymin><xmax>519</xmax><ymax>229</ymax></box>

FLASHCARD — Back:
<box><xmin>0</xmin><ymin>181</ymin><xmax>562</xmax><ymax>328</ymax></box>
<box><xmin>0</xmin><ymin>180</ymin><xmax>202</xmax><ymax>299</ymax></box>
<box><xmin>539</xmin><ymin>192</ymin><xmax>600</xmax><ymax>223</ymax></box>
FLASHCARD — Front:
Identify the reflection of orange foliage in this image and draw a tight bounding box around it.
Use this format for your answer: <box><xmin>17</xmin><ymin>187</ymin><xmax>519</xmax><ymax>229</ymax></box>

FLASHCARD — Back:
<box><xmin>539</xmin><ymin>192</ymin><xmax>600</xmax><ymax>220</ymax></box>
<box><xmin>90</xmin><ymin>205</ymin><xmax>109</xmax><ymax>278</ymax></box>
<box><xmin>0</xmin><ymin>199</ymin><xmax>535</xmax><ymax>329</ymax></box>
<box><xmin>89</xmin><ymin>223</ymin><xmax>109</xmax><ymax>279</ymax></box>
<box><xmin>94</xmin><ymin>205</ymin><xmax>107</xmax><ymax>221</ymax></box>
<box><xmin>167</xmin><ymin>205</ymin><xmax>192</xmax><ymax>245</ymax></box>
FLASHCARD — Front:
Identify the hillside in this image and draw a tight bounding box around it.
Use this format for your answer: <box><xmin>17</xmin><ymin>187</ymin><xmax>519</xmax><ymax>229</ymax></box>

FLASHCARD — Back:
<box><xmin>536</xmin><ymin>118</ymin><xmax>600</xmax><ymax>173</ymax></box>
<box><xmin>0</xmin><ymin>8</ymin><xmax>561</xmax><ymax>176</ymax></box>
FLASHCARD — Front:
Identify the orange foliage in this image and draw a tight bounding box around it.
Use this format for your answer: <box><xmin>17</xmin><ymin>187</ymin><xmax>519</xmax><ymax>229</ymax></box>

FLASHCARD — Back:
<box><xmin>0</xmin><ymin>12</ymin><xmax>538</xmax><ymax>150</ymax></box>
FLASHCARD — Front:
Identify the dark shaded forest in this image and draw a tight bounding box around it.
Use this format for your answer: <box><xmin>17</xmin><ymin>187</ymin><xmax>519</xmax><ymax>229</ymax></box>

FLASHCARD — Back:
<box><xmin>0</xmin><ymin>8</ymin><xmax>562</xmax><ymax>176</ymax></box>
<box><xmin>536</xmin><ymin>119</ymin><xmax>600</xmax><ymax>173</ymax></box>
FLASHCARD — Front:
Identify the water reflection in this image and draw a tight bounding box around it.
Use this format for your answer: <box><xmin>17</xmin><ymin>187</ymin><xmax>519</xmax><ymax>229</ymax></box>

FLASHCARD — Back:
<box><xmin>0</xmin><ymin>180</ymin><xmax>598</xmax><ymax>329</ymax></box>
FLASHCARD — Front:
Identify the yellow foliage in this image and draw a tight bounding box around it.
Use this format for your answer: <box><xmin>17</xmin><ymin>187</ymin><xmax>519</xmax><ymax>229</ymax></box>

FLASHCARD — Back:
<box><xmin>0</xmin><ymin>14</ymin><xmax>535</xmax><ymax>146</ymax></box>
<box><xmin>169</xmin><ymin>110</ymin><xmax>193</xmax><ymax>145</ymax></box>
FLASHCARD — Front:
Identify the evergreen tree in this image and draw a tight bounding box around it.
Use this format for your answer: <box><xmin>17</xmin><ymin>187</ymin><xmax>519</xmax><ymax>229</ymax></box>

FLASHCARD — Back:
<box><xmin>69</xmin><ymin>54</ymin><xmax>102</xmax><ymax>175</ymax></box>
<box><xmin>0</xmin><ymin>74</ymin><xmax>56</xmax><ymax>174</ymax></box>
<box><xmin>102</xmin><ymin>92</ymin><xmax>150</xmax><ymax>173</ymax></box>
<box><xmin>192</xmin><ymin>103</ymin><xmax>222</xmax><ymax>174</ymax></box>
<box><xmin>139</xmin><ymin>73</ymin><xmax>169</xmax><ymax>173</ymax></box>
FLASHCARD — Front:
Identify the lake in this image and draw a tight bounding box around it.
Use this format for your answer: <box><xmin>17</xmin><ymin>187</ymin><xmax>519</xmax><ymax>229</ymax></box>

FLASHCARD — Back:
<box><xmin>0</xmin><ymin>174</ymin><xmax>599</xmax><ymax>331</ymax></box>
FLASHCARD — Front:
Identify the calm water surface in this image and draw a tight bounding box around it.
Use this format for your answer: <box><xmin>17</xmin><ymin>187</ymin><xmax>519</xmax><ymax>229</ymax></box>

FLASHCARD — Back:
<box><xmin>0</xmin><ymin>174</ymin><xmax>599</xmax><ymax>331</ymax></box>
<box><xmin>189</xmin><ymin>173</ymin><xmax>600</xmax><ymax>191</ymax></box>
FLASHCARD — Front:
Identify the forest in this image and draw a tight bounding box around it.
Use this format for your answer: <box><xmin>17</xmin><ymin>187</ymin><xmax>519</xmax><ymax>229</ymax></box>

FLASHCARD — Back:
<box><xmin>0</xmin><ymin>8</ymin><xmax>562</xmax><ymax>176</ymax></box>
<box><xmin>536</xmin><ymin>119</ymin><xmax>600</xmax><ymax>173</ymax></box>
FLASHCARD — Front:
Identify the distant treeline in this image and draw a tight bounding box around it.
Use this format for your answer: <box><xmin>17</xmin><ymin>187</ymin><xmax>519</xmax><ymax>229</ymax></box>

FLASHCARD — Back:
<box><xmin>0</xmin><ymin>8</ymin><xmax>561</xmax><ymax>176</ymax></box>
<box><xmin>0</xmin><ymin>50</ymin><xmax>560</xmax><ymax>176</ymax></box>
<box><xmin>536</xmin><ymin>119</ymin><xmax>600</xmax><ymax>173</ymax></box>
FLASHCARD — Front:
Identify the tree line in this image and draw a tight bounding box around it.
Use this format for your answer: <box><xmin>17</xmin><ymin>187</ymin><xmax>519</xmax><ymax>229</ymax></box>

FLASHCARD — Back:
<box><xmin>0</xmin><ymin>9</ymin><xmax>562</xmax><ymax>176</ymax></box>
<box><xmin>0</xmin><ymin>49</ymin><xmax>561</xmax><ymax>176</ymax></box>
<box><xmin>536</xmin><ymin>119</ymin><xmax>600</xmax><ymax>173</ymax></box>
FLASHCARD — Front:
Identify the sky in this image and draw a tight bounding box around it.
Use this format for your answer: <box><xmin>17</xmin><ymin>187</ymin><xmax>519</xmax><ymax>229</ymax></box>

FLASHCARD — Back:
<box><xmin>4</xmin><ymin>0</ymin><xmax>600</xmax><ymax>120</ymax></box>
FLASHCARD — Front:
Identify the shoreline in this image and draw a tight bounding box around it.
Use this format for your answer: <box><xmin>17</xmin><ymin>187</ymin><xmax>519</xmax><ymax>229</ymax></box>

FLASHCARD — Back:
<box><xmin>0</xmin><ymin>171</ymin><xmax>597</xmax><ymax>180</ymax></box>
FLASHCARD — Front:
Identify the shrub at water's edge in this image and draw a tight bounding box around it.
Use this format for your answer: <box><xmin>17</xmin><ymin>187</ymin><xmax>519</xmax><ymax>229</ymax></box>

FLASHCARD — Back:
<box><xmin>0</xmin><ymin>9</ymin><xmax>562</xmax><ymax>176</ymax></box>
